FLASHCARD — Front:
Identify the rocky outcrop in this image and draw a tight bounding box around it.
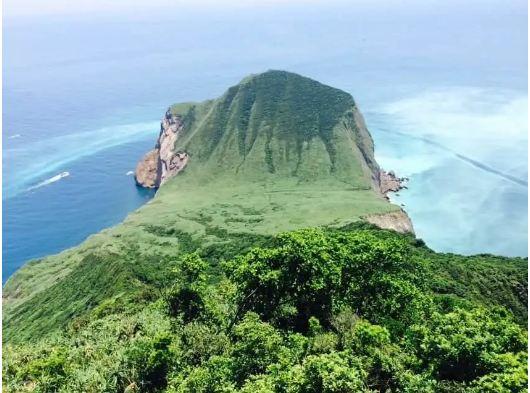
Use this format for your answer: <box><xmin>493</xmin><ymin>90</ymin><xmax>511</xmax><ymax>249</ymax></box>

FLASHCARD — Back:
<box><xmin>364</xmin><ymin>210</ymin><xmax>414</xmax><ymax>234</ymax></box>
<box><xmin>135</xmin><ymin>110</ymin><xmax>189</xmax><ymax>188</ymax></box>
<box><xmin>371</xmin><ymin>170</ymin><xmax>414</xmax><ymax>233</ymax></box>
<box><xmin>379</xmin><ymin>170</ymin><xmax>408</xmax><ymax>196</ymax></box>
<box><xmin>135</xmin><ymin>149</ymin><xmax>159</xmax><ymax>188</ymax></box>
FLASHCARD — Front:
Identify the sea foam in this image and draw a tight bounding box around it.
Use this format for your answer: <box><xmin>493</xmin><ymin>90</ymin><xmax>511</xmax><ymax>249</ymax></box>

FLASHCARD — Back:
<box><xmin>4</xmin><ymin>120</ymin><xmax>158</xmax><ymax>199</ymax></box>
<box><xmin>379</xmin><ymin>87</ymin><xmax>528</xmax><ymax>180</ymax></box>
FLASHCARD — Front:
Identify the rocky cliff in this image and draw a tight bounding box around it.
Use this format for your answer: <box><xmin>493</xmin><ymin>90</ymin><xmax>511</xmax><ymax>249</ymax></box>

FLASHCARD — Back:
<box><xmin>364</xmin><ymin>210</ymin><xmax>414</xmax><ymax>234</ymax></box>
<box><xmin>379</xmin><ymin>170</ymin><xmax>408</xmax><ymax>196</ymax></box>
<box><xmin>135</xmin><ymin>110</ymin><xmax>189</xmax><ymax>188</ymax></box>
<box><xmin>373</xmin><ymin>170</ymin><xmax>414</xmax><ymax>233</ymax></box>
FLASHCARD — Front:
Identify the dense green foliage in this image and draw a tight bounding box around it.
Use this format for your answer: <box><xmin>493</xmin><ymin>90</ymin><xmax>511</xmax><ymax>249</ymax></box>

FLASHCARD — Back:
<box><xmin>4</xmin><ymin>227</ymin><xmax>527</xmax><ymax>392</ymax></box>
<box><xmin>424</xmin><ymin>252</ymin><xmax>528</xmax><ymax>324</ymax></box>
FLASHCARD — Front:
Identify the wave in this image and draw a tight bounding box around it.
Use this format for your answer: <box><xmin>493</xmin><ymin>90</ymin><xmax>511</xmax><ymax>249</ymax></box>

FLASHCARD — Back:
<box><xmin>26</xmin><ymin>171</ymin><xmax>70</xmax><ymax>191</ymax></box>
<box><xmin>8</xmin><ymin>134</ymin><xmax>21</xmax><ymax>139</ymax></box>
<box><xmin>126</xmin><ymin>171</ymin><xmax>135</xmax><ymax>176</ymax></box>
<box><xmin>4</xmin><ymin>120</ymin><xmax>158</xmax><ymax>199</ymax></box>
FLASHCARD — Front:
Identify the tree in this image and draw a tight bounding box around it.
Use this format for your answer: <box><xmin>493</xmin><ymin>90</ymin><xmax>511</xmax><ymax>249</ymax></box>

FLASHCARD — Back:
<box><xmin>231</xmin><ymin>313</ymin><xmax>283</xmax><ymax>384</ymax></box>
<box><xmin>225</xmin><ymin>228</ymin><xmax>426</xmax><ymax>332</ymax></box>
<box><xmin>408</xmin><ymin>307</ymin><xmax>527</xmax><ymax>385</ymax></box>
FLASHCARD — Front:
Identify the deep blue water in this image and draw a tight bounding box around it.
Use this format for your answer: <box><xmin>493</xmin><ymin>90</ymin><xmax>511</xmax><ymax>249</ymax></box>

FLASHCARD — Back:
<box><xmin>3</xmin><ymin>2</ymin><xmax>528</xmax><ymax>281</ymax></box>
<box><xmin>4</xmin><ymin>141</ymin><xmax>156</xmax><ymax>279</ymax></box>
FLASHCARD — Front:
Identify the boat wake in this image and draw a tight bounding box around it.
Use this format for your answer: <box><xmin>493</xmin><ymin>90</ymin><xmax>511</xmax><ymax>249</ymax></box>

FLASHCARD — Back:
<box><xmin>27</xmin><ymin>171</ymin><xmax>70</xmax><ymax>192</ymax></box>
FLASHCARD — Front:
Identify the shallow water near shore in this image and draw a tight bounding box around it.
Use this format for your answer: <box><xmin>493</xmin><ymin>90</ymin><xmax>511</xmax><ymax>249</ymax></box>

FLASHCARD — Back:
<box><xmin>366</xmin><ymin>87</ymin><xmax>528</xmax><ymax>257</ymax></box>
<box><xmin>3</xmin><ymin>2</ymin><xmax>527</xmax><ymax>281</ymax></box>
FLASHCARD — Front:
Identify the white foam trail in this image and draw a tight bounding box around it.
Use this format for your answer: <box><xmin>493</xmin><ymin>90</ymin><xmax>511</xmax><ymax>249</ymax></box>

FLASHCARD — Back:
<box><xmin>4</xmin><ymin>120</ymin><xmax>158</xmax><ymax>198</ymax></box>
<box><xmin>8</xmin><ymin>134</ymin><xmax>21</xmax><ymax>139</ymax></box>
<box><xmin>377</xmin><ymin>127</ymin><xmax>527</xmax><ymax>187</ymax></box>
<box><xmin>126</xmin><ymin>171</ymin><xmax>134</xmax><ymax>176</ymax></box>
<box><xmin>26</xmin><ymin>171</ymin><xmax>70</xmax><ymax>191</ymax></box>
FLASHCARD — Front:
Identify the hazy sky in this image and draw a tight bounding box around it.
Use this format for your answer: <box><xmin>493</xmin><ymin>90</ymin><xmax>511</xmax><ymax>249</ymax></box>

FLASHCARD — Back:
<box><xmin>4</xmin><ymin>0</ymin><xmax>527</xmax><ymax>17</ymax></box>
<box><xmin>4</xmin><ymin>0</ymin><xmax>341</xmax><ymax>17</ymax></box>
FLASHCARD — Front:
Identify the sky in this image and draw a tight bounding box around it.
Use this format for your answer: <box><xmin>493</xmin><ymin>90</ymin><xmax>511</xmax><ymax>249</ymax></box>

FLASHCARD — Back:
<box><xmin>4</xmin><ymin>0</ymin><xmax>527</xmax><ymax>18</ymax></box>
<box><xmin>3</xmin><ymin>0</ymin><xmax>345</xmax><ymax>17</ymax></box>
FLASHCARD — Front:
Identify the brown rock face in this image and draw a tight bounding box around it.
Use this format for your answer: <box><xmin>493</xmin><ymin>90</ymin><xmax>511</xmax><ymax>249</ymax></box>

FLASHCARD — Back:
<box><xmin>135</xmin><ymin>110</ymin><xmax>189</xmax><ymax>188</ymax></box>
<box><xmin>369</xmin><ymin>170</ymin><xmax>414</xmax><ymax>233</ymax></box>
<box><xmin>135</xmin><ymin>149</ymin><xmax>159</xmax><ymax>188</ymax></box>
<box><xmin>378</xmin><ymin>170</ymin><xmax>408</xmax><ymax>197</ymax></box>
<box><xmin>364</xmin><ymin>210</ymin><xmax>415</xmax><ymax>234</ymax></box>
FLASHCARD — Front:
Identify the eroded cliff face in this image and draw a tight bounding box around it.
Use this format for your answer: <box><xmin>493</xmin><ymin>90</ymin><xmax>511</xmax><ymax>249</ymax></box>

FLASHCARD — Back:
<box><xmin>135</xmin><ymin>110</ymin><xmax>189</xmax><ymax>188</ymax></box>
<box><xmin>373</xmin><ymin>170</ymin><xmax>414</xmax><ymax>233</ymax></box>
<box><xmin>364</xmin><ymin>210</ymin><xmax>415</xmax><ymax>234</ymax></box>
<box><xmin>135</xmin><ymin>149</ymin><xmax>159</xmax><ymax>188</ymax></box>
<box><xmin>378</xmin><ymin>170</ymin><xmax>408</xmax><ymax>196</ymax></box>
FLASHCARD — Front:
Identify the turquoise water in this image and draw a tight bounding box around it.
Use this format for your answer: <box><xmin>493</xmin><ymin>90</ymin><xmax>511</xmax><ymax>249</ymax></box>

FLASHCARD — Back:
<box><xmin>3</xmin><ymin>2</ymin><xmax>527</xmax><ymax>281</ymax></box>
<box><xmin>366</xmin><ymin>88</ymin><xmax>528</xmax><ymax>256</ymax></box>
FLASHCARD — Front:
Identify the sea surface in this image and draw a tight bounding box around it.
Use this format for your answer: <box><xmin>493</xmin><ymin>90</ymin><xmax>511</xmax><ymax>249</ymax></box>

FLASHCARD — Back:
<box><xmin>3</xmin><ymin>1</ymin><xmax>528</xmax><ymax>281</ymax></box>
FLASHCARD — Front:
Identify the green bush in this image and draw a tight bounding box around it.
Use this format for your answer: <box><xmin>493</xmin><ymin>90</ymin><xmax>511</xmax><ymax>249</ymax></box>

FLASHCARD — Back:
<box><xmin>408</xmin><ymin>307</ymin><xmax>527</xmax><ymax>384</ymax></box>
<box><xmin>3</xmin><ymin>227</ymin><xmax>527</xmax><ymax>392</ymax></box>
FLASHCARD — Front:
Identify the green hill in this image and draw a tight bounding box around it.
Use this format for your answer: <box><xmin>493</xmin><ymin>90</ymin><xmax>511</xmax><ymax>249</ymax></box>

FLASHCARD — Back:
<box><xmin>3</xmin><ymin>71</ymin><xmax>527</xmax><ymax>392</ymax></box>
<box><xmin>172</xmin><ymin>70</ymin><xmax>379</xmax><ymax>186</ymax></box>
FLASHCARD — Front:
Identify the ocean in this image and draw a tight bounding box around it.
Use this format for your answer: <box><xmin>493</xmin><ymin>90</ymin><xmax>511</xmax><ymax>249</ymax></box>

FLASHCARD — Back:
<box><xmin>3</xmin><ymin>1</ymin><xmax>527</xmax><ymax>281</ymax></box>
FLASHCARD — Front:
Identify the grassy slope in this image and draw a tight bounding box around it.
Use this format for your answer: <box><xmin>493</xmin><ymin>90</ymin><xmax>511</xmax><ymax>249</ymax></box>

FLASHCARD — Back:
<box><xmin>3</xmin><ymin>178</ymin><xmax>398</xmax><ymax>343</ymax></box>
<box><xmin>5</xmin><ymin>177</ymin><xmax>527</xmax><ymax>342</ymax></box>
<box><xmin>172</xmin><ymin>70</ymin><xmax>379</xmax><ymax>188</ymax></box>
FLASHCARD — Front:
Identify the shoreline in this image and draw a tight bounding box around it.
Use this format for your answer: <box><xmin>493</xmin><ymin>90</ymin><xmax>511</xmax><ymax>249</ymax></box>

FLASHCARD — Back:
<box><xmin>379</xmin><ymin>169</ymin><xmax>409</xmax><ymax>198</ymax></box>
